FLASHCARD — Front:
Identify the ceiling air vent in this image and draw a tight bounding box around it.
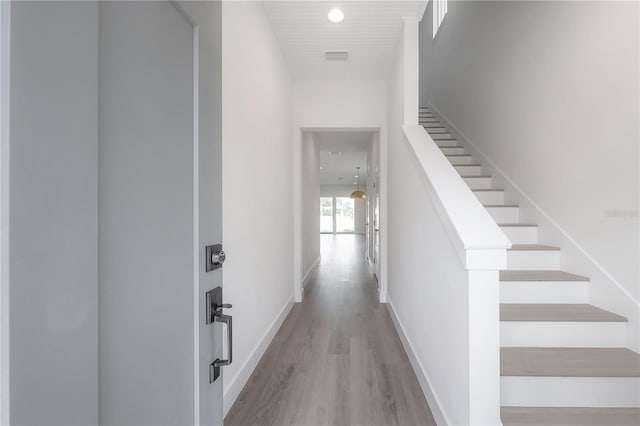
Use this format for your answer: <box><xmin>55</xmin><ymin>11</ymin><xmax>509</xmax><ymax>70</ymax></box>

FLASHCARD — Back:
<box><xmin>324</xmin><ymin>51</ymin><xmax>349</xmax><ymax>61</ymax></box>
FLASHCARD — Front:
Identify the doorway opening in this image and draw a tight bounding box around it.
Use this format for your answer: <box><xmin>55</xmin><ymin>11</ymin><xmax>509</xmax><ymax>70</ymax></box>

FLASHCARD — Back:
<box><xmin>300</xmin><ymin>129</ymin><xmax>381</xmax><ymax>295</ymax></box>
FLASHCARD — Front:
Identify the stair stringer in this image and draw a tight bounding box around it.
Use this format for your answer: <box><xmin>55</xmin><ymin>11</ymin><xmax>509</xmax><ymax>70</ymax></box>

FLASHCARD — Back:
<box><xmin>427</xmin><ymin>103</ymin><xmax>640</xmax><ymax>353</ymax></box>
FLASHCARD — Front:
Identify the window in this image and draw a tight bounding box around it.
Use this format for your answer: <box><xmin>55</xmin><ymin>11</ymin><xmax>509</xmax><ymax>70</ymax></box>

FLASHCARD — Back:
<box><xmin>433</xmin><ymin>0</ymin><xmax>447</xmax><ymax>38</ymax></box>
<box><xmin>320</xmin><ymin>196</ymin><xmax>356</xmax><ymax>234</ymax></box>
<box><xmin>320</xmin><ymin>197</ymin><xmax>333</xmax><ymax>233</ymax></box>
<box><xmin>335</xmin><ymin>197</ymin><xmax>355</xmax><ymax>233</ymax></box>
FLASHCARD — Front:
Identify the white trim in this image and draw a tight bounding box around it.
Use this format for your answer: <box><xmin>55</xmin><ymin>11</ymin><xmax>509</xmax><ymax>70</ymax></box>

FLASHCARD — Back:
<box><xmin>0</xmin><ymin>1</ymin><xmax>10</xmax><ymax>422</ymax></box>
<box><xmin>302</xmin><ymin>255</ymin><xmax>320</xmax><ymax>287</ymax></box>
<box><xmin>191</xmin><ymin>24</ymin><xmax>200</xmax><ymax>426</ymax></box>
<box><xmin>223</xmin><ymin>297</ymin><xmax>294</xmax><ymax>416</ymax></box>
<box><xmin>432</xmin><ymin>0</ymin><xmax>448</xmax><ymax>38</ymax></box>
<box><xmin>294</xmin><ymin>126</ymin><xmax>387</xmax><ymax>304</ymax></box>
<box><xmin>387</xmin><ymin>300</ymin><xmax>450</xmax><ymax>426</ymax></box>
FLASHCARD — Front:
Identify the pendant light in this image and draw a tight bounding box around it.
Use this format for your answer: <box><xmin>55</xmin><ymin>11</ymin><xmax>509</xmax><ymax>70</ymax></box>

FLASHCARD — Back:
<box><xmin>350</xmin><ymin>167</ymin><xmax>366</xmax><ymax>199</ymax></box>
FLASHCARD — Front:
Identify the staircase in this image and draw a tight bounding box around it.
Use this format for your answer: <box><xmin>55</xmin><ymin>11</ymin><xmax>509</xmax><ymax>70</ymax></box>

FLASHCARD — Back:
<box><xmin>419</xmin><ymin>106</ymin><xmax>640</xmax><ymax>425</ymax></box>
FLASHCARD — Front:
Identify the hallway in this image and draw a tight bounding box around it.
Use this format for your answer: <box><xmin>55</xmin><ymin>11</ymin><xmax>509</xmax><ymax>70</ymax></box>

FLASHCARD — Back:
<box><xmin>225</xmin><ymin>235</ymin><xmax>436</xmax><ymax>426</ymax></box>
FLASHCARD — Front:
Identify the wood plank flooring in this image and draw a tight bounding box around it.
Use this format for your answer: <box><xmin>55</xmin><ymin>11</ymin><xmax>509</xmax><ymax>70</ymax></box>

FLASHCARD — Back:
<box><xmin>225</xmin><ymin>234</ymin><xmax>436</xmax><ymax>426</ymax></box>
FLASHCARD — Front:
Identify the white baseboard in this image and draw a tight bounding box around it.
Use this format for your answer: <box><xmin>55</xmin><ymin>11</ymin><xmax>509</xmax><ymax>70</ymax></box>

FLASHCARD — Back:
<box><xmin>387</xmin><ymin>299</ymin><xmax>451</xmax><ymax>426</ymax></box>
<box><xmin>223</xmin><ymin>296</ymin><xmax>294</xmax><ymax>416</ymax></box>
<box><xmin>429</xmin><ymin>103</ymin><xmax>640</xmax><ymax>353</ymax></box>
<box><xmin>302</xmin><ymin>255</ymin><xmax>321</xmax><ymax>288</ymax></box>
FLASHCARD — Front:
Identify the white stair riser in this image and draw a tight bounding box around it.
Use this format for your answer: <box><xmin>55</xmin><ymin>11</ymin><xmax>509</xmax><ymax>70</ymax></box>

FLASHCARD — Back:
<box><xmin>501</xmin><ymin>322</ymin><xmax>626</xmax><ymax>348</ymax></box>
<box><xmin>456</xmin><ymin>165</ymin><xmax>483</xmax><ymax>176</ymax></box>
<box><xmin>422</xmin><ymin>123</ymin><xmax>443</xmax><ymax>128</ymax></box>
<box><xmin>474</xmin><ymin>191</ymin><xmax>504</xmax><ymax>204</ymax></box>
<box><xmin>419</xmin><ymin>118</ymin><xmax>440</xmax><ymax>123</ymax></box>
<box><xmin>436</xmin><ymin>140</ymin><xmax>459</xmax><ymax>148</ymax></box>
<box><xmin>507</xmin><ymin>250</ymin><xmax>560</xmax><ymax>270</ymax></box>
<box><xmin>500</xmin><ymin>281</ymin><xmax>589</xmax><ymax>304</ymax></box>
<box><xmin>463</xmin><ymin>176</ymin><xmax>492</xmax><ymax>190</ymax></box>
<box><xmin>486</xmin><ymin>206</ymin><xmax>519</xmax><ymax>223</ymax></box>
<box><xmin>501</xmin><ymin>377</ymin><xmax>640</xmax><ymax>407</ymax></box>
<box><xmin>441</xmin><ymin>147</ymin><xmax>466</xmax><ymax>155</ymax></box>
<box><xmin>428</xmin><ymin>128</ymin><xmax>449</xmax><ymax>134</ymax></box>
<box><xmin>448</xmin><ymin>156</ymin><xmax>473</xmax><ymax>165</ymax></box>
<box><xmin>501</xmin><ymin>226</ymin><xmax>538</xmax><ymax>244</ymax></box>
<box><xmin>419</xmin><ymin>114</ymin><xmax>436</xmax><ymax>119</ymax></box>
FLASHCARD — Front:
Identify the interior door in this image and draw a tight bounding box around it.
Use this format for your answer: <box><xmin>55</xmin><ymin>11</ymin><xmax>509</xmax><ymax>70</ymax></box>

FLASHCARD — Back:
<box><xmin>99</xmin><ymin>1</ymin><xmax>223</xmax><ymax>425</ymax></box>
<box><xmin>374</xmin><ymin>173</ymin><xmax>381</xmax><ymax>281</ymax></box>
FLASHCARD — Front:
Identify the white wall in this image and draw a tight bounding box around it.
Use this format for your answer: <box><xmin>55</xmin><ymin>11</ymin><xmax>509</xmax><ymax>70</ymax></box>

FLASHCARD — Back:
<box><xmin>295</xmin><ymin>80</ymin><xmax>388</xmax><ymax>129</ymax></box>
<box><xmin>388</xmin><ymin>18</ymin><xmax>506</xmax><ymax>424</ymax></box>
<box><xmin>421</xmin><ymin>0</ymin><xmax>640</xmax><ymax>348</ymax></box>
<box><xmin>301</xmin><ymin>132</ymin><xmax>320</xmax><ymax>280</ymax></box>
<box><xmin>293</xmin><ymin>79</ymin><xmax>388</xmax><ymax>301</ymax></box>
<box><xmin>221</xmin><ymin>1</ymin><xmax>295</xmax><ymax>415</ymax></box>
<box><xmin>418</xmin><ymin>1</ymin><xmax>432</xmax><ymax>106</ymax></box>
<box><xmin>388</xmin><ymin>41</ymin><xmax>474</xmax><ymax>423</ymax></box>
<box><xmin>320</xmin><ymin>185</ymin><xmax>366</xmax><ymax>235</ymax></box>
<box><xmin>8</xmin><ymin>2</ymin><xmax>99</xmax><ymax>424</ymax></box>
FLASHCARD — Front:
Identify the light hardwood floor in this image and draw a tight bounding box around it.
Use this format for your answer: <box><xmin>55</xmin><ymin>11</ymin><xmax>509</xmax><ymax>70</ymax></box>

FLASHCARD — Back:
<box><xmin>225</xmin><ymin>234</ymin><xmax>436</xmax><ymax>426</ymax></box>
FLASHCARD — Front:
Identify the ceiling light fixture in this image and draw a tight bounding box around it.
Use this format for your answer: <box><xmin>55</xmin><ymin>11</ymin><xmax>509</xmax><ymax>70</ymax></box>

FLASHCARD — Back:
<box><xmin>328</xmin><ymin>8</ymin><xmax>344</xmax><ymax>23</ymax></box>
<box><xmin>350</xmin><ymin>167</ymin><xmax>366</xmax><ymax>199</ymax></box>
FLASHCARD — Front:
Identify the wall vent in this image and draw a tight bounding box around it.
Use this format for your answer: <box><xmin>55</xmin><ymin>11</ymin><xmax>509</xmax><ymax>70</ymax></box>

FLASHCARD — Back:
<box><xmin>324</xmin><ymin>51</ymin><xmax>349</xmax><ymax>61</ymax></box>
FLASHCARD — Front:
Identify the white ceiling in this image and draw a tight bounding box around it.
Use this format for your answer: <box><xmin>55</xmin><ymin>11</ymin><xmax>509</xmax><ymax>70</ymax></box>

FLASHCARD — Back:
<box><xmin>313</xmin><ymin>131</ymin><xmax>373</xmax><ymax>185</ymax></box>
<box><xmin>263</xmin><ymin>1</ymin><xmax>428</xmax><ymax>80</ymax></box>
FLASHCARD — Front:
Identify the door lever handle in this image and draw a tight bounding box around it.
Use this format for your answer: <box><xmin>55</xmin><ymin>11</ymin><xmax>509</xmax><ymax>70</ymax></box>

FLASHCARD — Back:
<box><xmin>210</xmin><ymin>312</ymin><xmax>232</xmax><ymax>383</ymax></box>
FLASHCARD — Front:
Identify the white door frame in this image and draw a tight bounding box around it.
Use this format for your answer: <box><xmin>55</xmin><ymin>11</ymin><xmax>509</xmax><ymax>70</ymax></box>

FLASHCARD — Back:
<box><xmin>294</xmin><ymin>126</ymin><xmax>387</xmax><ymax>304</ymax></box>
<box><xmin>0</xmin><ymin>1</ymin><xmax>11</xmax><ymax>423</ymax></box>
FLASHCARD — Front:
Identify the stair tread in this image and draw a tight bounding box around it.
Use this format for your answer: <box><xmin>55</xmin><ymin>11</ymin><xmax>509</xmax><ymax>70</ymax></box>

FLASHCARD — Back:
<box><xmin>473</xmin><ymin>189</ymin><xmax>504</xmax><ymax>192</ymax></box>
<box><xmin>499</xmin><ymin>223</ymin><xmax>537</xmax><ymax>227</ymax></box>
<box><xmin>500</xmin><ymin>303</ymin><xmax>628</xmax><ymax>322</ymax></box>
<box><xmin>456</xmin><ymin>164</ymin><xmax>482</xmax><ymax>167</ymax></box>
<box><xmin>501</xmin><ymin>347</ymin><xmax>640</xmax><ymax>377</ymax></box>
<box><xmin>509</xmin><ymin>244</ymin><xmax>559</xmax><ymax>251</ymax></box>
<box><xmin>445</xmin><ymin>154</ymin><xmax>472</xmax><ymax>157</ymax></box>
<box><xmin>500</xmin><ymin>270</ymin><xmax>589</xmax><ymax>282</ymax></box>
<box><xmin>501</xmin><ymin>407</ymin><xmax>640</xmax><ymax>426</ymax></box>
<box><xmin>463</xmin><ymin>175</ymin><xmax>492</xmax><ymax>178</ymax></box>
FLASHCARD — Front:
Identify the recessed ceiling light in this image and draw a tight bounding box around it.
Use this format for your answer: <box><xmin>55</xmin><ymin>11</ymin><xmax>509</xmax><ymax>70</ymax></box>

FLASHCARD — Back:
<box><xmin>320</xmin><ymin>166</ymin><xmax>324</xmax><ymax>170</ymax></box>
<box><xmin>328</xmin><ymin>9</ymin><xmax>344</xmax><ymax>23</ymax></box>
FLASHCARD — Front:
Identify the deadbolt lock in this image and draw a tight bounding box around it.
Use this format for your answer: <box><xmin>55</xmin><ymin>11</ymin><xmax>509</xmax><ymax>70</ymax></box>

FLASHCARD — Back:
<box><xmin>205</xmin><ymin>244</ymin><xmax>225</xmax><ymax>272</ymax></box>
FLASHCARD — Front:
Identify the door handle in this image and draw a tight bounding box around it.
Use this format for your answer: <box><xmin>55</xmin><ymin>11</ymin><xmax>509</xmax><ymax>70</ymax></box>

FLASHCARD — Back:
<box><xmin>209</xmin><ymin>305</ymin><xmax>232</xmax><ymax>383</ymax></box>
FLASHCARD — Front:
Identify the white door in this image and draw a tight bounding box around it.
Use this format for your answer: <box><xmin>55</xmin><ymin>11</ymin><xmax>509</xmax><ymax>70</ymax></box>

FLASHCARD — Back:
<box><xmin>374</xmin><ymin>173</ymin><xmax>381</xmax><ymax>281</ymax></box>
<box><xmin>99</xmin><ymin>1</ymin><xmax>223</xmax><ymax>425</ymax></box>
